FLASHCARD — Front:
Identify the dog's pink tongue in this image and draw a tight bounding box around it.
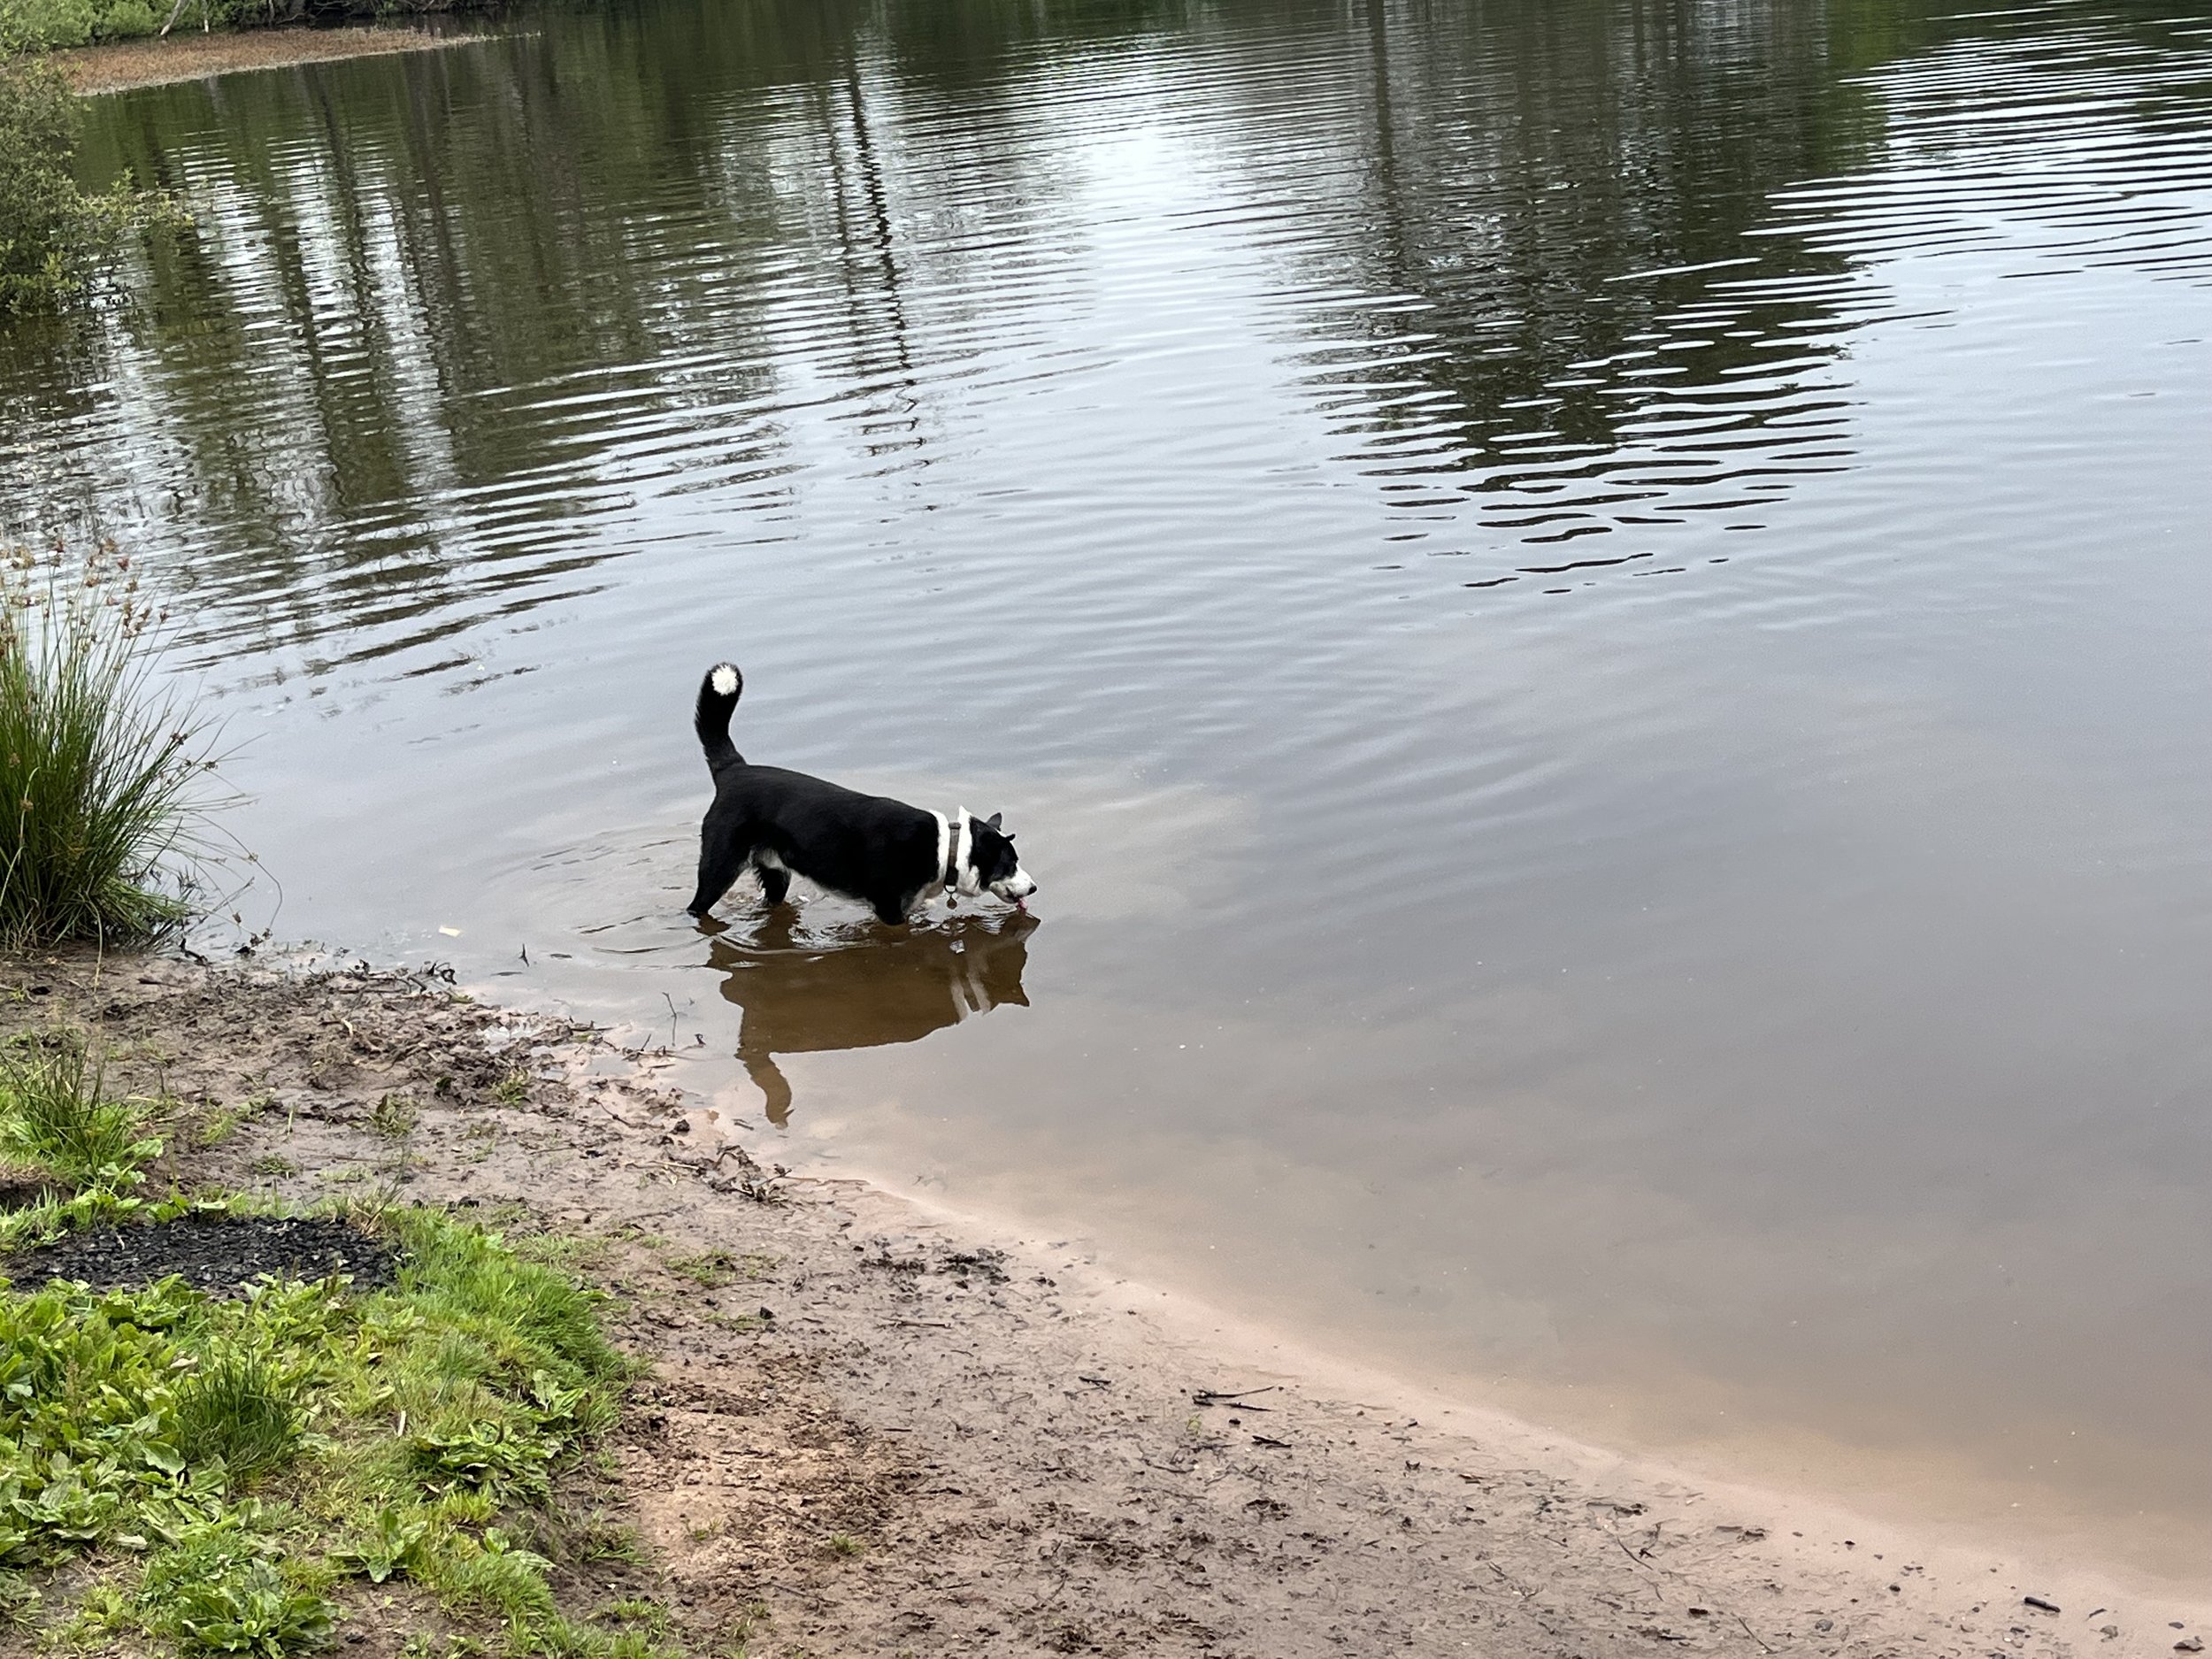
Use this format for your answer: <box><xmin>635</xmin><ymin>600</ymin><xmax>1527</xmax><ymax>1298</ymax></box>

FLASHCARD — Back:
<box><xmin>1016</xmin><ymin>899</ymin><xmax>1028</xmax><ymax>912</ymax></box>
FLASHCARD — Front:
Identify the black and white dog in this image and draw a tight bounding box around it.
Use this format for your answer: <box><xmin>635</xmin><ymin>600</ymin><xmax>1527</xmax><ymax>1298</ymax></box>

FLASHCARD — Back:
<box><xmin>685</xmin><ymin>663</ymin><xmax>1037</xmax><ymax>926</ymax></box>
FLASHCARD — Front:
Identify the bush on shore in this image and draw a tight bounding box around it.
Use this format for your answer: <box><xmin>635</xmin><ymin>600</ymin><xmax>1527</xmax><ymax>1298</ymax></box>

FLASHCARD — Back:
<box><xmin>6</xmin><ymin>0</ymin><xmax>158</xmax><ymax>50</ymax></box>
<box><xmin>0</xmin><ymin>30</ymin><xmax>179</xmax><ymax>313</ymax></box>
<box><xmin>0</xmin><ymin>44</ymin><xmax>101</xmax><ymax>309</ymax></box>
<box><xmin>0</xmin><ymin>541</ymin><xmax>218</xmax><ymax>947</ymax></box>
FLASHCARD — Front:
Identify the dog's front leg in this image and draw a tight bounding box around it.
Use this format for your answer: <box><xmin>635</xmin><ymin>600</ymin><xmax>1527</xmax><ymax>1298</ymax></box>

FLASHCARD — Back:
<box><xmin>687</xmin><ymin>835</ymin><xmax>750</xmax><ymax>918</ymax></box>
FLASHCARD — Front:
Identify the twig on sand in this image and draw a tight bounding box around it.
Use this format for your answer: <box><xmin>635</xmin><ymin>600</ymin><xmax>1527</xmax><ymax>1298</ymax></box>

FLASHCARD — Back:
<box><xmin>1193</xmin><ymin>1384</ymin><xmax>1279</xmax><ymax>1408</ymax></box>
<box><xmin>1734</xmin><ymin>1611</ymin><xmax>1775</xmax><ymax>1654</ymax></box>
<box><xmin>1608</xmin><ymin>1531</ymin><xmax>1660</xmax><ymax>1578</ymax></box>
<box><xmin>1480</xmin><ymin>1557</ymin><xmax>1532</xmax><ymax>1600</ymax></box>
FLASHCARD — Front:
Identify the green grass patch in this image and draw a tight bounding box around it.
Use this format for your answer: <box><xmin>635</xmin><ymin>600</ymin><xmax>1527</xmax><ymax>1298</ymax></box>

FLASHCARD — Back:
<box><xmin>0</xmin><ymin>1035</ymin><xmax>693</xmax><ymax>1655</ymax></box>
<box><xmin>0</xmin><ymin>1026</ymin><xmax>162</xmax><ymax>1190</ymax></box>
<box><xmin>189</xmin><ymin>1098</ymin><xmax>261</xmax><ymax>1152</ymax></box>
<box><xmin>0</xmin><ymin>1203</ymin><xmax>683</xmax><ymax>1659</ymax></box>
<box><xmin>662</xmin><ymin>1249</ymin><xmax>774</xmax><ymax>1290</ymax></box>
<box><xmin>660</xmin><ymin>1250</ymin><xmax>736</xmax><ymax>1288</ymax></box>
<box><xmin>370</xmin><ymin>1094</ymin><xmax>420</xmax><ymax>1140</ymax></box>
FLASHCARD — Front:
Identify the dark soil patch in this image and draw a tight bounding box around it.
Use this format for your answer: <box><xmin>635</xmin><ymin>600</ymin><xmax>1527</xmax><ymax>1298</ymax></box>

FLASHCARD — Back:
<box><xmin>7</xmin><ymin>1212</ymin><xmax>397</xmax><ymax>1296</ymax></box>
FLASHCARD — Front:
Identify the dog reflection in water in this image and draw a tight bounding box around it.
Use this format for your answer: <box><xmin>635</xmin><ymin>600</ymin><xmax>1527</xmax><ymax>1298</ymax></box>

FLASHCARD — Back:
<box><xmin>702</xmin><ymin>907</ymin><xmax>1038</xmax><ymax>1125</ymax></box>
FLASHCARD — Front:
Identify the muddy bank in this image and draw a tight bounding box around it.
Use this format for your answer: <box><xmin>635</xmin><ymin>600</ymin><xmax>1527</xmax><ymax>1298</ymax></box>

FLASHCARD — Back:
<box><xmin>4</xmin><ymin>949</ymin><xmax>2202</xmax><ymax>1658</ymax></box>
<box><xmin>55</xmin><ymin>26</ymin><xmax>488</xmax><ymax>96</ymax></box>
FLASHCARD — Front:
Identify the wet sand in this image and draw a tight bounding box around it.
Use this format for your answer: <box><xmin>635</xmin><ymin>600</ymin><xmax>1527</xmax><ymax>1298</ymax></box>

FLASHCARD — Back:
<box><xmin>7</xmin><ymin>948</ymin><xmax>2204</xmax><ymax>1657</ymax></box>
<box><xmin>54</xmin><ymin>25</ymin><xmax>487</xmax><ymax>96</ymax></box>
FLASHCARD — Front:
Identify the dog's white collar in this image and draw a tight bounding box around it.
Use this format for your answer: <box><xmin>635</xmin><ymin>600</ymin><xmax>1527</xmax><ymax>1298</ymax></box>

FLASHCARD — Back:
<box><xmin>921</xmin><ymin>810</ymin><xmax>979</xmax><ymax>909</ymax></box>
<box><xmin>951</xmin><ymin>807</ymin><xmax>980</xmax><ymax>897</ymax></box>
<box><xmin>929</xmin><ymin>810</ymin><xmax>952</xmax><ymax>897</ymax></box>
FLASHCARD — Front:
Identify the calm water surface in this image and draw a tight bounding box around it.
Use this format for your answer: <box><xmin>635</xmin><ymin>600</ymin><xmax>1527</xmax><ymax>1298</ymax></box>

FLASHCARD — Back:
<box><xmin>7</xmin><ymin>0</ymin><xmax>2212</xmax><ymax>1578</ymax></box>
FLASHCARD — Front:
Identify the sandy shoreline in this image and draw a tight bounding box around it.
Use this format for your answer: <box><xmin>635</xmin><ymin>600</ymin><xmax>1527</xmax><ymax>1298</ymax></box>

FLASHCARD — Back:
<box><xmin>54</xmin><ymin>24</ymin><xmax>488</xmax><ymax>96</ymax></box>
<box><xmin>7</xmin><ymin>949</ymin><xmax>2205</xmax><ymax>1656</ymax></box>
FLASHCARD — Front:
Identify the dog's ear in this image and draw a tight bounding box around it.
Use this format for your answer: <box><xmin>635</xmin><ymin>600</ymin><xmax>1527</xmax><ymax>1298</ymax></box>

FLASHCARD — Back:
<box><xmin>986</xmin><ymin>812</ymin><xmax>1002</xmax><ymax>830</ymax></box>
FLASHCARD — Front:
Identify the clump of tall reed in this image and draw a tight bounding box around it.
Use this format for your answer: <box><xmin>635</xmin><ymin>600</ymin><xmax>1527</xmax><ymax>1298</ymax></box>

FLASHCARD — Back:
<box><xmin>0</xmin><ymin>539</ymin><xmax>218</xmax><ymax>946</ymax></box>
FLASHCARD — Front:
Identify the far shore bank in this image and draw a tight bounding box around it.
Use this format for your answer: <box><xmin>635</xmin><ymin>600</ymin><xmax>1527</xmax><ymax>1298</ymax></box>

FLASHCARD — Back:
<box><xmin>5</xmin><ymin>944</ymin><xmax>2205</xmax><ymax>1657</ymax></box>
<box><xmin>54</xmin><ymin>23</ymin><xmax>490</xmax><ymax>96</ymax></box>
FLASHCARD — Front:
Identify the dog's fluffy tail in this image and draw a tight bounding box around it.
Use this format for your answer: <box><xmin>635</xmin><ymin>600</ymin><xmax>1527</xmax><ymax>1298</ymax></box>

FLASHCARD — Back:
<box><xmin>695</xmin><ymin>662</ymin><xmax>745</xmax><ymax>773</ymax></box>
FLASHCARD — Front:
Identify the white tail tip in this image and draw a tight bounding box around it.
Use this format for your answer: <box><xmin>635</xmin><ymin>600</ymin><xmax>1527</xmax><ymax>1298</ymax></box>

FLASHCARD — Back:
<box><xmin>710</xmin><ymin>664</ymin><xmax>739</xmax><ymax>695</ymax></box>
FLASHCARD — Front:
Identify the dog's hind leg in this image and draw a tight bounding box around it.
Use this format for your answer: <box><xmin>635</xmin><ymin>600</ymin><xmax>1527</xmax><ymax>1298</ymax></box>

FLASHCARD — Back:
<box><xmin>687</xmin><ymin>833</ymin><xmax>751</xmax><ymax>918</ymax></box>
<box><xmin>754</xmin><ymin>854</ymin><xmax>792</xmax><ymax>909</ymax></box>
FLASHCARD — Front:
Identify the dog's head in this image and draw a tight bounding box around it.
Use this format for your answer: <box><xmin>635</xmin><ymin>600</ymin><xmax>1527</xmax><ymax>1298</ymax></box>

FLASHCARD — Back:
<box><xmin>958</xmin><ymin>809</ymin><xmax>1036</xmax><ymax>906</ymax></box>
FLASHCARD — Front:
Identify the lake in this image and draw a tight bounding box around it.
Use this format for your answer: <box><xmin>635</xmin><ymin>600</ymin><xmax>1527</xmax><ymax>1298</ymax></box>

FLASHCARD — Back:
<box><xmin>5</xmin><ymin>0</ymin><xmax>2211</xmax><ymax>1584</ymax></box>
